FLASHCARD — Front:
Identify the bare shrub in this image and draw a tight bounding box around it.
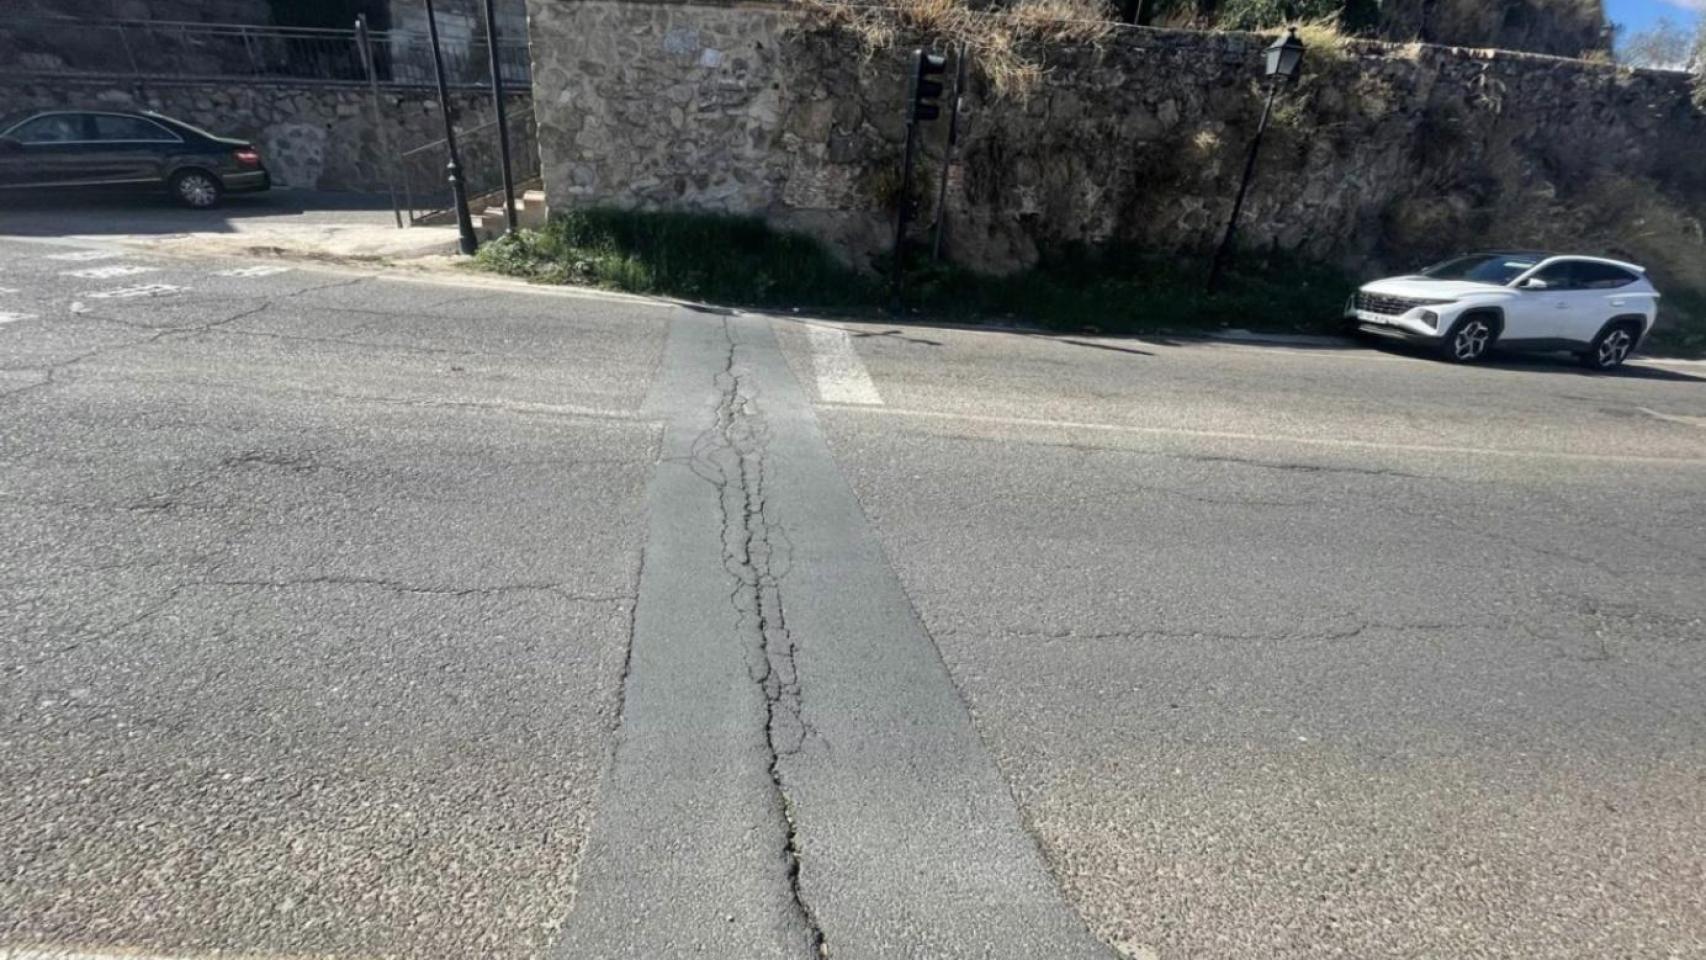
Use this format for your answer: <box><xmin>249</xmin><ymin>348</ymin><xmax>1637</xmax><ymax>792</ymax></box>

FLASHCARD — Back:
<box><xmin>801</xmin><ymin>0</ymin><xmax>1115</xmax><ymax>98</ymax></box>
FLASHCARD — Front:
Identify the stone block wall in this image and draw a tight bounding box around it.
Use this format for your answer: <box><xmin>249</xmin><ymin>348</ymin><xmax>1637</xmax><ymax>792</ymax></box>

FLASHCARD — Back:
<box><xmin>0</xmin><ymin>77</ymin><xmax>528</xmax><ymax>194</ymax></box>
<box><xmin>524</xmin><ymin>0</ymin><xmax>1706</xmax><ymax>292</ymax></box>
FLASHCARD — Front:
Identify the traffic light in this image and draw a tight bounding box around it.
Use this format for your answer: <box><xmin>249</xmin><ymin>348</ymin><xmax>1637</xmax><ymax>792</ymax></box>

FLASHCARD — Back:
<box><xmin>911</xmin><ymin>49</ymin><xmax>948</xmax><ymax>122</ymax></box>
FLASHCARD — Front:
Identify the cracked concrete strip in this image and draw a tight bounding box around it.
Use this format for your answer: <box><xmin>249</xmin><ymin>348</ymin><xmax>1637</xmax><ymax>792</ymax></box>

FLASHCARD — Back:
<box><xmin>549</xmin><ymin>311</ymin><xmax>812</xmax><ymax>960</ymax></box>
<box><xmin>553</xmin><ymin>311</ymin><xmax>1110</xmax><ymax>958</ymax></box>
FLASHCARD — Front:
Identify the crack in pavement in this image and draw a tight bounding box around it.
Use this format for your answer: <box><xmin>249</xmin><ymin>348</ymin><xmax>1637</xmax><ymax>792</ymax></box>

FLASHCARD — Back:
<box><xmin>684</xmin><ymin>317</ymin><xmax>827</xmax><ymax>956</ymax></box>
<box><xmin>0</xmin><ymin>277</ymin><xmax>373</xmax><ymax>403</ymax></box>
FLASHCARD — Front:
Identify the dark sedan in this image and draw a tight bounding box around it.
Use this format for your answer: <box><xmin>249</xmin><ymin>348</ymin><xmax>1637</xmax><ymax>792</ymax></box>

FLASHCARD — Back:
<box><xmin>0</xmin><ymin>109</ymin><xmax>270</xmax><ymax>208</ymax></box>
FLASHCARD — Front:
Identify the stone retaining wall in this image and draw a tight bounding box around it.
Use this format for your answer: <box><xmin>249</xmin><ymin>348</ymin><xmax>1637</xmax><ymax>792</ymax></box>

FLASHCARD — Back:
<box><xmin>0</xmin><ymin>77</ymin><xmax>530</xmax><ymax>194</ymax></box>
<box><xmin>525</xmin><ymin>0</ymin><xmax>1706</xmax><ymax>289</ymax></box>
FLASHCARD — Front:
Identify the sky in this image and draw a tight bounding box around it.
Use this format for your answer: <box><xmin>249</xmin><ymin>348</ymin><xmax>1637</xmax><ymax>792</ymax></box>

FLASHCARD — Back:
<box><xmin>1605</xmin><ymin>0</ymin><xmax>1705</xmax><ymax>39</ymax></box>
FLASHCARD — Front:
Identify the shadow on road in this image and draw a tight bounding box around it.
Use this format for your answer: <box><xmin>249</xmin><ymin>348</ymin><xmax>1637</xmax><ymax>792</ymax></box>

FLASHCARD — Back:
<box><xmin>1358</xmin><ymin>338</ymin><xmax>1706</xmax><ymax>383</ymax></box>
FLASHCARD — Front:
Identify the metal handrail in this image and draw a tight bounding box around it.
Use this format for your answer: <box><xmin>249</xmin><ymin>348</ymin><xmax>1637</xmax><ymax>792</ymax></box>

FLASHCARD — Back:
<box><xmin>0</xmin><ymin>17</ymin><xmax>530</xmax><ymax>88</ymax></box>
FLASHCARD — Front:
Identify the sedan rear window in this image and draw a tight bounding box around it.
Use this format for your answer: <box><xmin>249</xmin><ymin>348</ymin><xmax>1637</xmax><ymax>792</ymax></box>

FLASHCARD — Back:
<box><xmin>1421</xmin><ymin>255</ymin><xmax>1539</xmax><ymax>285</ymax></box>
<box><xmin>91</xmin><ymin>115</ymin><xmax>180</xmax><ymax>142</ymax></box>
<box><xmin>11</xmin><ymin>114</ymin><xmax>87</xmax><ymax>144</ymax></box>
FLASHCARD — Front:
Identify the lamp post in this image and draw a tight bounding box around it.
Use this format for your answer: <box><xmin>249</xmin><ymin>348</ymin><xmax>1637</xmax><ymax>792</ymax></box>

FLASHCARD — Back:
<box><xmin>1207</xmin><ymin>26</ymin><xmax>1304</xmax><ymax>292</ymax></box>
<box><xmin>425</xmin><ymin>0</ymin><xmax>479</xmax><ymax>255</ymax></box>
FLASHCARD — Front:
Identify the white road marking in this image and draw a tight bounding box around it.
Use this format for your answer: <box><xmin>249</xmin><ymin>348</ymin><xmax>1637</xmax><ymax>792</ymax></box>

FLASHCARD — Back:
<box><xmin>1639</xmin><ymin>407</ymin><xmax>1706</xmax><ymax>429</ymax></box>
<box><xmin>0</xmin><ymin>287</ymin><xmax>19</xmax><ymax>294</ymax></box>
<box><xmin>43</xmin><ymin>249</ymin><xmax>123</xmax><ymax>262</ymax></box>
<box><xmin>214</xmin><ymin>265</ymin><xmax>292</xmax><ymax>278</ymax></box>
<box><xmin>87</xmin><ymin>284</ymin><xmax>187</xmax><ymax>300</ymax></box>
<box><xmin>61</xmin><ymin>265</ymin><xmax>158</xmax><ymax>280</ymax></box>
<box><xmin>821</xmin><ymin>404</ymin><xmax>1706</xmax><ymax>466</ymax></box>
<box><xmin>807</xmin><ymin>324</ymin><xmax>882</xmax><ymax>405</ymax></box>
<box><xmin>0</xmin><ymin>311</ymin><xmax>40</xmax><ymax>324</ymax></box>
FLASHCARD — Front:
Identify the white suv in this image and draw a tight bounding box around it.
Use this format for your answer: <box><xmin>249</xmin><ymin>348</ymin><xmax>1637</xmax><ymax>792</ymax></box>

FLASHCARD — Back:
<box><xmin>1347</xmin><ymin>252</ymin><xmax>1661</xmax><ymax>369</ymax></box>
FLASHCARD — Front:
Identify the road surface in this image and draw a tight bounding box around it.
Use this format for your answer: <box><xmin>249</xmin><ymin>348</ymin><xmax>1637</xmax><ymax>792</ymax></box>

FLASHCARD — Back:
<box><xmin>2</xmin><ymin>237</ymin><xmax>1703</xmax><ymax>960</ymax></box>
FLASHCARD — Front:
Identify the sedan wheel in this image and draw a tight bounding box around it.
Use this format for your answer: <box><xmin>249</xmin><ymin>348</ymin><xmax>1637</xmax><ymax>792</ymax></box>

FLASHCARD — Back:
<box><xmin>172</xmin><ymin>171</ymin><xmax>222</xmax><ymax>209</ymax></box>
<box><xmin>1444</xmin><ymin>316</ymin><xmax>1494</xmax><ymax>363</ymax></box>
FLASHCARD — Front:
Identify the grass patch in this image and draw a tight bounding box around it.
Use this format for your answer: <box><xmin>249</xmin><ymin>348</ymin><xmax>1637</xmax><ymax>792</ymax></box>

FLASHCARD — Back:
<box><xmin>475</xmin><ymin>207</ymin><xmax>1351</xmax><ymax>336</ymax></box>
<box><xmin>475</xmin><ymin>207</ymin><xmax>1706</xmax><ymax>357</ymax></box>
<box><xmin>473</xmin><ymin>209</ymin><xmax>880</xmax><ymax>307</ymax></box>
<box><xmin>1648</xmin><ymin>288</ymin><xmax>1706</xmax><ymax>358</ymax></box>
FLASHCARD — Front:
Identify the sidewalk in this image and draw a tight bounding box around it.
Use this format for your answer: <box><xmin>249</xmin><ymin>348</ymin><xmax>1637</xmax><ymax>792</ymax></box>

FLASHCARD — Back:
<box><xmin>0</xmin><ymin>188</ymin><xmax>462</xmax><ymax>263</ymax></box>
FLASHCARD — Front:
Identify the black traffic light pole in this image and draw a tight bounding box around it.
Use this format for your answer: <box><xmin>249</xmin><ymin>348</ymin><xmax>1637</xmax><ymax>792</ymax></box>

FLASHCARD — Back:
<box><xmin>891</xmin><ymin>49</ymin><xmax>947</xmax><ymax>310</ymax></box>
<box><xmin>930</xmin><ymin>44</ymin><xmax>967</xmax><ymax>262</ymax></box>
<box><xmin>425</xmin><ymin>0</ymin><xmax>479</xmax><ymax>255</ymax></box>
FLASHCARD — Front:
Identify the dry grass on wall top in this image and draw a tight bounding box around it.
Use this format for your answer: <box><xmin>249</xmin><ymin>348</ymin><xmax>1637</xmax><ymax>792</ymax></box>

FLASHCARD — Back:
<box><xmin>799</xmin><ymin>0</ymin><xmax>1114</xmax><ymax>97</ymax></box>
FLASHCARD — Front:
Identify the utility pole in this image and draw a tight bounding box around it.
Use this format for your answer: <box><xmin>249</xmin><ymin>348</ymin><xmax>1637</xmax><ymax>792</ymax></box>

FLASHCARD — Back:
<box><xmin>425</xmin><ymin>0</ymin><xmax>479</xmax><ymax>255</ymax></box>
<box><xmin>483</xmin><ymin>0</ymin><xmax>518</xmax><ymax>236</ymax></box>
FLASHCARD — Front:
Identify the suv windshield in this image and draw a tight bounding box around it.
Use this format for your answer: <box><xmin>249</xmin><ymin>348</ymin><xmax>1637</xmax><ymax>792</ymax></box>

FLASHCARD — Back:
<box><xmin>1421</xmin><ymin>254</ymin><xmax>1540</xmax><ymax>285</ymax></box>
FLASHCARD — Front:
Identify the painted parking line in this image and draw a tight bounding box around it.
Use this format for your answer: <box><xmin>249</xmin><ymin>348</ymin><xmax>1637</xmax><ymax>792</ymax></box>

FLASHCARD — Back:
<box><xmin>61</xmin><ymin>265</ymin><xmax>158</xmax><ymax>280</ymax></box>
<box><xmin>1</xmin><ymin>311</ymin><xmax>40</xmax><ymax>324</ymax></box>
<box><xmin>43</xmin><ymin>249</ymin><xmax>124</xmax><ymax>262</ymax></box>
<box><xmin>87</xmin><ymin>284</ymin><xmax>188</xmax><ymax>300</ymax></box>
<box><xmin>214</xmin><ymin>265</ymin><xmax>292</xmax><ymax>278</ymax></box>
<box><xmin>807</xmin><ymin>323</ymin><xmax>883</xmax><ymax>405</ymax></box>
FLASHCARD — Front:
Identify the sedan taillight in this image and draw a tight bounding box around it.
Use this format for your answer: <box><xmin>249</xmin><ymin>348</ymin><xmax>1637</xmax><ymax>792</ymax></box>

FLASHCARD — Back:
<box><xmin>233</xmin><ymin>147</ymin><xmax>262</xmax><ymax>167</ymax></box>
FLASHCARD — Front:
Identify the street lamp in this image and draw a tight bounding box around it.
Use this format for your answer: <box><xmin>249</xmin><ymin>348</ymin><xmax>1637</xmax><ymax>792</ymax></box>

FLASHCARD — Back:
<box><xmin>425</xmin><ymin>0</ymin><xmax>479</xmax><ymax>256</ymax></box>
<box><xmin>1207</xmin><ymin>27</ymin><xmax>1305</xmax><ymax>292</ymax></box>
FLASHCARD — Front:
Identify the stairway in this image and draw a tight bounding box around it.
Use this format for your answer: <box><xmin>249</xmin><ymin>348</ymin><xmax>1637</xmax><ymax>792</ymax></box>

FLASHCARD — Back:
<box><xmin>471</xmin><ymin>188</ymin><xmax>549</xmax><ymax>240</ymax></box>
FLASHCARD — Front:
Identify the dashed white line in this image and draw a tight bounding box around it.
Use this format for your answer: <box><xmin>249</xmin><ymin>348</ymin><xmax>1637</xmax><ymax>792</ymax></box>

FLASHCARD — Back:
<box><xmin>61</xmin><ymin>265</ymin><xmax>158</xmax><ymax>280</ymax></box>
<box><xmin>43</xmin><ymin>249</ymin><xmax>123</xmax><ymax>262</ymax></box>
<box><xmin>0</xmin><ymin>311</ymin><xmax>39</xmax><ymax>324</ymax></box>
<box><xmin>0</xmin><ymin>287</ymin><xmax>19</xmax><ymax>295</ymax></box>
<box><xmin>214</xmin><ymin>265</ymin><xmax>292</xmax><ymax>278</ymax></box>
<box><xmin>87</xmin><ymin>284</ymin><xmax>187</xmax><ymax>300</ymax></box>
<box><xmin>807</xmin><ymin>324</ymin><xmax>883</xmax><ymax>405</ymax></box>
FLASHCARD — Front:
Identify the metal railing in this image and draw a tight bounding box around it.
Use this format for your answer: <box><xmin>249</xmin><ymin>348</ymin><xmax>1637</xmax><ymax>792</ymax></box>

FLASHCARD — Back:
<box><xmin>401</xmin><ymin>113</ymin><xmax>540</xmax><ymax>226</ymax></box>
<box><xmin>0</xmin><ymin>18</ymin><xmax>530</xmax><ymax>88</ymax></box>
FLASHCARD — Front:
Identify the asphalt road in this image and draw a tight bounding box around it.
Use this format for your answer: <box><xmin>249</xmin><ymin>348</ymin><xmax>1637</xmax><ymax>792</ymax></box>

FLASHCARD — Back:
<box><xmin>3</xmin><ymin>237</ymin><xmax>1703</xmax><ymax>960</ymax></box>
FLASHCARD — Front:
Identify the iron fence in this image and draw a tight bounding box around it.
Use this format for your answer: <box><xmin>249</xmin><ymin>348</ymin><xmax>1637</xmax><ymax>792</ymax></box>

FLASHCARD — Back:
<box><xmin>0</xmin><ymin>18</ymin><xmax>529</xmax><ymax>88</ymax></box>
<box><xmin>401</xmin><ymin>113</ymin><xmax>540</xmax><ymax>226</ymax></box>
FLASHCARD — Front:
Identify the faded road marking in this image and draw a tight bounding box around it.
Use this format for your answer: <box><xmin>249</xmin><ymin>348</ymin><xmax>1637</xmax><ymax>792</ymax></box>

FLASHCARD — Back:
<box><xmin>0</xmin><ymin>949</ymin><xmax>325</xmax><ymax>960</ymax></box>
<box><xmin>0</xmin><ymin>287</ymin><xmax>19</xmax><ymax>294</ymax></box>
<box><xmin>807</xmin><ymin>324</ymin><xmax>882</xmax><ymax>405</ymax></box>
<box><xmin>0</xmin><ymin>311</ymin><xmax>39</xmax><ymax>324</ymax></box>
<box><xmin>823</xmin><ymin>404</ymin><xmax>1706</xmax><ymax>466</ymax></box>
<box><xmin>88</xmin><ymin>284</ymin><xmax>187</xmax><ymax>300</ymax></box>
<box><xmin>1640</xmin><ymin>407</ymin><xmax>1706</xmax><ymax>429</ymax></box>
<box><xmin>62</xmin><ymin>265</ymin><xmax>157</xmax><ymax>280</ymax></box>
<box><xmin>215</xmin><ymin>266</ymin><xmax>292</xmax><ymax>278</ymax></box>
<box><xmin>43</xmin><ymin>249</ymin><xmax>123</xmax><ymax>262</ymax></box>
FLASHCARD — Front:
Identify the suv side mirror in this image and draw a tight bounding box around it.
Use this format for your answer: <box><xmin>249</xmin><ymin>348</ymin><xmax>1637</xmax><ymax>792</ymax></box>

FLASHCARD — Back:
<box><xmin>1519</xmin><ymin>277</ymin><xmax>1549</xmax><ymax>291</ymax></box>
<box><xmin>0</xmin><ymin>138</ymin><xmax>22</xmax><ymax>155</ymax></box>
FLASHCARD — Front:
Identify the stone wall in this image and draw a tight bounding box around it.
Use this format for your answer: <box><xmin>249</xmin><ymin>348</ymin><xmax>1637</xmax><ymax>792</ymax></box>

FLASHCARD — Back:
<box><xmin>0</xmin><ymin>77</ymin><xmax>528</xmax><ymax>194</ymax></box>
<box><xmin>524</xmin><ymin>0</ymin><xmax>1706</xmax><ymax>293</ymax></box>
